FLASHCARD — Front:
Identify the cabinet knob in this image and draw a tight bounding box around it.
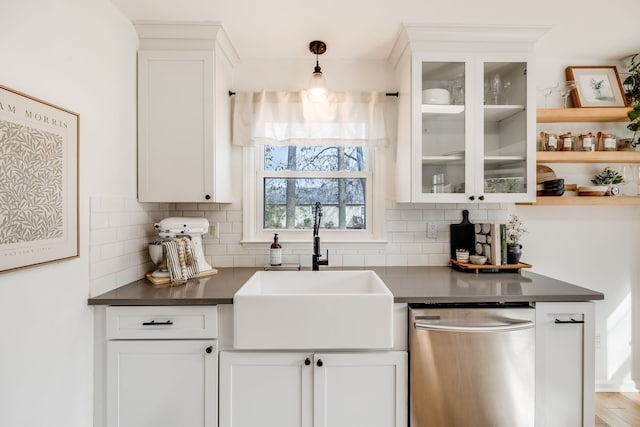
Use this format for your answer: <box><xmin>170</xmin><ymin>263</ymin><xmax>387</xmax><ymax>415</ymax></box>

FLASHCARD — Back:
<box><xmin>468</xmin><ymin>195</ymin><xmax>475</xmax><ymax>201</ymax></box>
<box><xmin>205</xmin><ymin>346</ymin><xmax>213</xmax><ymax>354</ymax></box>
<box><xmin>478</xmin><ymin>195</ymin><xmax>485</xmax><ymax>201</ymax></box>
<box><xmin>316</xmin><ymin>359</ymin><xmax>323</xmax><ymax>367</ymax></box>
<box><xmin>304</xmin><ymin>358</ymin><xmax>311</xmax><ymax>366</ymax></box>
<box><xmin>205</xmin><ymin>194</ymin><xmax>211</xmax><ymax>200</ymax></box>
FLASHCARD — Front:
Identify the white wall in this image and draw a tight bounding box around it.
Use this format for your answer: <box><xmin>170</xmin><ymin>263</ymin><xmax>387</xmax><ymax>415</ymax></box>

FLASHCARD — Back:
<box><xmin>0</xmin><ymin>1</ymin><xmax>138</xmax><ymax>426</ymax></box>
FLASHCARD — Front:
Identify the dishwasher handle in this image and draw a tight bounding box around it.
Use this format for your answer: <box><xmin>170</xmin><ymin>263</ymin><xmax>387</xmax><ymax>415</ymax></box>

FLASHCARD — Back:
<box><xmin>414</xmin><ymin>318</ymin><xmax>534</xmax><ymax>333</ymax></box>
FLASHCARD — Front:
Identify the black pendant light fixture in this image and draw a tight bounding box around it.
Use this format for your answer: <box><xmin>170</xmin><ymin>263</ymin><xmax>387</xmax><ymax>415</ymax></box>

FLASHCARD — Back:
<box><xmin>308</xmin><ymin>40</ymin><xmax>328</xmax><ymax>101</ymax></box>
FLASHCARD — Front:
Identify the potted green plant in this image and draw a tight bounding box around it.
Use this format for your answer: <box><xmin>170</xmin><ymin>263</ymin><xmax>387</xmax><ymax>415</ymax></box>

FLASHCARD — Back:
<box><xmin>623</xmin><ymin>54</ymin><xmax>640</xmax><ymax>146</ymax></box>
<box><xmin>591</xmin><ymin>166</ymin><xmax>624</xmax><ymax>195</ymax></box>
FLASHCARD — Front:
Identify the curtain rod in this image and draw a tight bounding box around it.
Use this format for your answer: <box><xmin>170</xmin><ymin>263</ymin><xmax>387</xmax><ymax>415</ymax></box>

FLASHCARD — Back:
<box><xmin>228</xmin><ymin>90</ymin><xmax>398</xmax><ymax>97</ymax></box>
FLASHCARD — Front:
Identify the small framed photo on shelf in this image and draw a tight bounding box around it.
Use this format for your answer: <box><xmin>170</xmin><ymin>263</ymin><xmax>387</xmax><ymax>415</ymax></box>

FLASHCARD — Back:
<box><xmin>565</xmin><ymin>66</ymin><xmax>628</xmax><ymax>107</ymax></box>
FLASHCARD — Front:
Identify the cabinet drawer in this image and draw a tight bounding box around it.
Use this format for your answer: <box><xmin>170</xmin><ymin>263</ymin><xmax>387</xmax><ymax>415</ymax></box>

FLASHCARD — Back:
<box><xmin>106</xmin><ymin>306</ymin><xmax>218</xmax><ymax>339</ymax></box>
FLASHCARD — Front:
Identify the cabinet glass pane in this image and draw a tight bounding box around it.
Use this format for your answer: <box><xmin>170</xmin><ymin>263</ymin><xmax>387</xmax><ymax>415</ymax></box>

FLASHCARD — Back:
<box><xmin>421</xmin><ymin>62</ymin><xmax>466</xmax><ymax>194</ymax></box>
<box><xmin>483</xmin><ymin>62</ymin><xmax>527</xmax><ymax>194</ymax></box>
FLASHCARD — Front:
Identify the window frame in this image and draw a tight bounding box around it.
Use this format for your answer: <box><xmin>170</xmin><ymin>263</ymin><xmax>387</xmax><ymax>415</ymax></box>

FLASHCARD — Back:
<box><xmin>242</xmin><ymin>144</ymin><xmax>384</xmax><ymax>244</ymax></box>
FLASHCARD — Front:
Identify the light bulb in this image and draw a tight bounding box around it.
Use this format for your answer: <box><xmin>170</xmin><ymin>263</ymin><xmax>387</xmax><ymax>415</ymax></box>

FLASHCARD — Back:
<box><xmin>308</xmin><ymin>71</ymin><xmax>327</xmax><ymax>102</ymax></box>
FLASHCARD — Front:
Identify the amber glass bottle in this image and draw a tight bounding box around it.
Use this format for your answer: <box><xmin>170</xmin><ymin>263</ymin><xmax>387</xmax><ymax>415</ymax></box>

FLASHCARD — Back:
<box><xmin>270</xmin><ymin>233</ymin><xmax>282</xmax><ymax>266</ymax></box>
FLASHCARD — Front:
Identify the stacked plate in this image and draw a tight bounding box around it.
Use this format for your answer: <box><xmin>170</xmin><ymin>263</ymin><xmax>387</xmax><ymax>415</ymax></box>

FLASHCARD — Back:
<box><xmin>541</xmin><ymin>178</ymin><xmax>564</xmax><ymax>196</ymax></box>
<box><xmin>455</xmin><ymin>249</ymin><xmax>470</xmax><ymax>263</ymax></box>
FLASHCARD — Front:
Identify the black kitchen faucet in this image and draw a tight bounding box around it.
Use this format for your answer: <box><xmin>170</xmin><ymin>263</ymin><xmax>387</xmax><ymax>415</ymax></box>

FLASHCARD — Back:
<box><xmin>312</xmin><ymin>201</ymin><xmax>329</xmax><ymax>270</ymax></box>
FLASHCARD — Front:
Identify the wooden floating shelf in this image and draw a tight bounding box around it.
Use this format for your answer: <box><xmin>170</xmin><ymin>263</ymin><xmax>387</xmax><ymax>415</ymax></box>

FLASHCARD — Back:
<box><xmin>536</xmin><ymin>151</ymin><xmax>640</xmax><ymax>164</ymax></box>
<box><xmin>518</xmin><ymin>196</ymin><xmax>640</xmax><ymax>206</ymax></box>
<box><xmin>537</xmin><ymin>107</ymin><xmax>632</xmax><ymax>123</ymax></box>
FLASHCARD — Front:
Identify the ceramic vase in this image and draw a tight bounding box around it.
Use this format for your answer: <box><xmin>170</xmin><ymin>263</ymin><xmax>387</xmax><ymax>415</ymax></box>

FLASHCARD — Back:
<box><xmin>506</xmin><ymin>244</ymin><xmax>522</xmax><ymax>265</ymax></box>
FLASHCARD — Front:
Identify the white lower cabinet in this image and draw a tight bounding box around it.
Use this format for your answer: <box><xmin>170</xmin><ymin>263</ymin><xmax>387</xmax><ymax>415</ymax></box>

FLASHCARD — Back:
<box><xmin>219</xmin><ymin>351</ymin><xmax>407</xmax><ymax>427</ymax></box>
<box><xmin>535</xmin><ymin>302</ymin><xmax>595</xmax><ymax>427</ymax></box>
<box><xmin>107</xmin><ymin>340</ymin><xmax>218</xmax><ymax>427</ymax></box>
<box><xmin>102</xmin><ymin>306</ymin><xmax>219</xmax><ymax>427</ymax></box>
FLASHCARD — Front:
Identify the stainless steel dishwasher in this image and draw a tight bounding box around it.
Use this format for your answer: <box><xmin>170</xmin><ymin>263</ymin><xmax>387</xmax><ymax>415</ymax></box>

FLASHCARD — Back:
<box><xmin>409</xmin><ymin>303</ymin><xmax>535</xmax><ymax>427</ymax></box>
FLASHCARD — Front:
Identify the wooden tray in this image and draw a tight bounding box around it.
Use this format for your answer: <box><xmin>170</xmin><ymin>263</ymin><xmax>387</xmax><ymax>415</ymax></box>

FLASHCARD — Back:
<box><xmin>145</xmin><ymin>268</ymin><xmax>218</xmax><ymax>287</ymax></box>
<box><xmin>450</xmin><ymin>259</ymin><xmax>532</xmax><ymax>274</ymax></box>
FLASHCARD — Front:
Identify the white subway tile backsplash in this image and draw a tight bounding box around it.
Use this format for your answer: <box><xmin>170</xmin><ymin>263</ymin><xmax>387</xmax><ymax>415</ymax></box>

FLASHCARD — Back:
<box><xmin>100</xmin><ymin>241</ymin><xmax>125</xmax><ymax>259</ymax></box>
<box><xmin>400</xmin><ymin>243</ymin><xmax>423</xmax><ymax>254</ymax></box>
<box><xmin>90</xmin><ymin>195</ymin><xmax>515</xmax><ymax>293</ymax></box>
<box><xmin>386</xmin><ymin>210</ymin><xmax>404</xmax><ymax>221</ymax></box>
<box><xmin>429</xmin><ymin>254</ymin><xmax>452</xmax><ymax>265</ymax></box>
<box><xmin>364</xmin><ymin>255</ymin><xmax>386</xmax><ymax>266</ymax></box>
<box><xmin>212</xmin><ymin>255</ymin><xmax>234</xmax><ymax>268</ymax></box>
<box><xmin>391</xmin><ymin>232</ymin><xmax>415</xmax><ymax>242</ymax></box>
<box><xmin>234</xmin><ymin>255</ymin><xmax>257</xmax><ymax>267</ymax></box>
<box><xmin>174</xmin><ymin>203</ymin><xmax>198</xmax><ymax>211</ymax></box>
<box><xmin>89</xmin><ymin>195</ymin><xmax>170</xmax><ymax>296</ymax></box>
<box><xmin>386</xmin><ymin>221</ymin><xmax>407</xmax><ymax>232</ymax></box>
<box><xmin>90</xmin><ymin>212</ymin><xmax>112</xmax><ymax>229</ymax></box>
<box><xmin>343</xmin><ymin>254</ymin><xmax>365</xmax><ymax>266</ymax></box>
<box><xmin>400</xmin><ymin>210</ymin><xmax>423</xmax><ymax>221</ymax></box>
<box><xmin>90</xmin><ymin>228</ymin><xmax>118</xmax><ymax>246</ymax></box>
<box><xmin>406</xmin><ymin>221</ymin><xmax>426</xmax><ymax>232</ymax></box>
<box><xmin>226</xmin><ymin>210</ymin><xmax>243</xmax><ymax>222</ymax></box>
<box><xmin>406</xmin><ymin>254</ymin><xmax>429</xmax><ymax>266</ymax></box>
<box><xmin>386</xmin><ymin>254</ymin><xmax>409</xmax><ymax>266</ymax></box>
<box><xmin>422</xmin><ymin>210</ymin><xmax>445</xmax><ymax>221</ymax></box>
<box><xmin>205</xmin><ymin>211</ymin><xmax>227</xmax><ymax>222</ymax></box>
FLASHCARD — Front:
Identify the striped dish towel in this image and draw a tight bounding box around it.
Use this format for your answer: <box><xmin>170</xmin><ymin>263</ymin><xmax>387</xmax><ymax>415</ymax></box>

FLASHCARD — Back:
<box><xmin>163</xmin><ymin>237</ymin><xmax>200</xmax><ymax>285</ymax></box>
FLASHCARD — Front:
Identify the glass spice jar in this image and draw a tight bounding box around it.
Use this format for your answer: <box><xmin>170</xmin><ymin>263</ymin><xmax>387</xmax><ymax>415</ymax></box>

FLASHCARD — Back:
<box><xmin>541</xmin><ymin>132</ymin><xmax>558</xmax><ymax>151</ymax></box>
<box><xmin>559</xmin><ymin>132</ymin><xmax>575</xmax><ymax>151</ymax></box>
<box><xmin>598</xmin><ymin>132</ymin><xmax>617</xmax><ymax>151</ymax></box>
<box><xmin>578</xmin><ymin>132</ymin><xmax>596</xmax><ymax>151</ymax></box>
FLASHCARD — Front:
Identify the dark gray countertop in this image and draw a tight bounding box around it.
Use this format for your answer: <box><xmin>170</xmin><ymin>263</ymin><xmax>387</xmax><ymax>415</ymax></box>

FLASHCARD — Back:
<box><xmin>87</xmin><ymin>266</ymin><xmax>604</xmax><ymax>306</ymax></box>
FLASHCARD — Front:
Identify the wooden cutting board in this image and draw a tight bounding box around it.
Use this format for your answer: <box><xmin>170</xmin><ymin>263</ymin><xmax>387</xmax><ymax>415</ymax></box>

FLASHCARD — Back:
<box><xmin>145</xmin><ymin>268</ymin><xmax>218</xmax><ymax>287</ymax></box>
<box><xmin>450</xmin><ymin>209</ymin><xmax>476</xmax><ymax>258</ymax></box>
<box><xmin>536</xmin><ymin>164</ymin><xmax>557</xmax><ymax>184</ymax></box>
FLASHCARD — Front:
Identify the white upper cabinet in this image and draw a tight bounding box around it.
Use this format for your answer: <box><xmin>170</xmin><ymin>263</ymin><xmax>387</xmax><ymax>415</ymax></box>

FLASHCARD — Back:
<box><xmin>135</xmin><ymin>22</ymin><xmax>239</xmax><ymax>203</ymax></box>
<box><xmin>391</xmin><ymin>25</ymin><xmax>548</xmax><ymax>203</ymax></box>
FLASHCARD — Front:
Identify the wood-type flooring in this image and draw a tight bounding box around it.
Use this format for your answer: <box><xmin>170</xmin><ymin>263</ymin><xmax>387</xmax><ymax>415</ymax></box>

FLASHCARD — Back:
<box><xmin>596</xmin><ymin>392</ymin><xmax>640</xmax><ymax>427</ymax></box>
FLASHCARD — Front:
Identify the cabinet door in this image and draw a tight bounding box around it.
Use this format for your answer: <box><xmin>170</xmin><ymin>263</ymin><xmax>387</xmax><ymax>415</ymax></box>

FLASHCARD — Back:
<box><xmin>410</xmin><ymin>54</ymin><xmax>535</xmax><ymax>203</ymax></box>
<box><xmin>412</xmin><ymin>56</ymin><xmax>471</xmax><ymax>203</ymax></box>
<box><xmin>535</xmin><ymin>302</ymin><xmax>595</xmax><ymax>427</ymax></box>
<box><xmin>313</xmin><ymin>352</ymin><xmax>408</xmax><ymax>427</ymax></box>
<box><xmin>137</xmin><ymin>49</ymin><xmax>213</xmax><ymax>203</ymax></box>
<box><xmin>481</xmin><ymin>59</ymin><xmax>535</xmax><ymax>202</ymax></box>
<box><xmin>219</xmin><ymin>352</ymin><xmax>313</xmax><ymax>427</ymax></box>
<box><xmin>106</xmin><ymin>340</ymin><xmax>217</xmax><ymax>427</ymax></box>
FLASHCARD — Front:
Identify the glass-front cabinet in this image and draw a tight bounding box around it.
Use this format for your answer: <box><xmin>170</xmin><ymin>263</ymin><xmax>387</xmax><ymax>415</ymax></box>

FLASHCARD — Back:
<box><xmin>409</xmin><ymin>54</ymin><xmax>536</xmax><ymax>203</ymax></box>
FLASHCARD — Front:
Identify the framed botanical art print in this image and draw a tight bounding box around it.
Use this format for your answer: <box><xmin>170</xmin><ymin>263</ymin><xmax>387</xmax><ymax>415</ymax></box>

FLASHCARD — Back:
<box><xmin>0</xmin><ymin>85</ymin><xmax>79</xmax><ymax>273</ymax></box>
<box><xmin>566</xmin><ymin>66</ymin><xmax>628</xmax><ymax>107</ymax></box>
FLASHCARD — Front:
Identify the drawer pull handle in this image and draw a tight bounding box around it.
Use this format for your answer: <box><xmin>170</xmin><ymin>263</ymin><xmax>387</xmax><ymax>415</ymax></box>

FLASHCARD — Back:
<box><xmin>554</xmin><ymin>318</ymin><xmax>584</xmax><ymax>324</ymax></box>
<box><xmin>304</xmin><ymin>358</ymin><xmax>311</xmax><ymax>366</ymax></box>
<box><xmin>316</xmin><ymin>359</ymin><xmax>323</xmax><ymax>367</ymax></box>
<box><xmin>142</xmin><ymin>320</ymin><xmax>174</xmax><ymax>326</ymax></box>
<box><xmin>205</xmin><ymin>346</ymin><xmax>213</xmax><ymax>354</ymax></box>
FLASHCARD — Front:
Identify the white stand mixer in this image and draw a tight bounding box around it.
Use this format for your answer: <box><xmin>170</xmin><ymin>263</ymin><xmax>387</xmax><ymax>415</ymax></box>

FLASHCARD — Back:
<box><xmin>148</xmin><ymin>217</ymin><xmax>213</xmax><ymax>278</ymax></box>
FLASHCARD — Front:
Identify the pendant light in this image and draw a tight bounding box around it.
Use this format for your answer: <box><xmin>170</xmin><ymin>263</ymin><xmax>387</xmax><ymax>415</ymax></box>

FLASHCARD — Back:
<box><xmin>308</xmin><ymin>40</ymin><xmax>327</xmax><ymax>102</ymax></box>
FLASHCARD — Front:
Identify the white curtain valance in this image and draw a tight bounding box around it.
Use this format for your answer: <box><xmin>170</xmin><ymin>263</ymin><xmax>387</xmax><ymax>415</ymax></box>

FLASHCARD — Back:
<box><xmin>232</xmin><ymin>90</ymin><xmax>390</xmax><ymax>148</ymax></box>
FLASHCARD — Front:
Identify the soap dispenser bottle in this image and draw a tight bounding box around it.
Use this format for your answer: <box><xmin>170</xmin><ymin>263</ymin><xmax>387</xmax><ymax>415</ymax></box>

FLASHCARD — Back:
<box><xmin>270</xmin><ymin>233</ymin><xmax>282</xmax><ymax>266</ymax></box>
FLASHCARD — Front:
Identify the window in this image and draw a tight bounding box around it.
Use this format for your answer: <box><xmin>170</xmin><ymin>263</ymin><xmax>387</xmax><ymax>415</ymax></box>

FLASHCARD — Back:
<box><xmin>262</xmin><ymin>145</ymin><xmax>371</xmax><ymax>232</ymax></box>
<box><xmin>235</xmin><ymin>91</ymin><xmax>389</xmax><ymax>243</ymax></box>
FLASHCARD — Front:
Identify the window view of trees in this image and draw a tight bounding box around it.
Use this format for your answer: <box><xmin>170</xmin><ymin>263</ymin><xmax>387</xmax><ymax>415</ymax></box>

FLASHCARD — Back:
<box><xmin>263</xmin><ymin>145</ymin><xmax>367</xmax><ymax>230</ymax></box>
